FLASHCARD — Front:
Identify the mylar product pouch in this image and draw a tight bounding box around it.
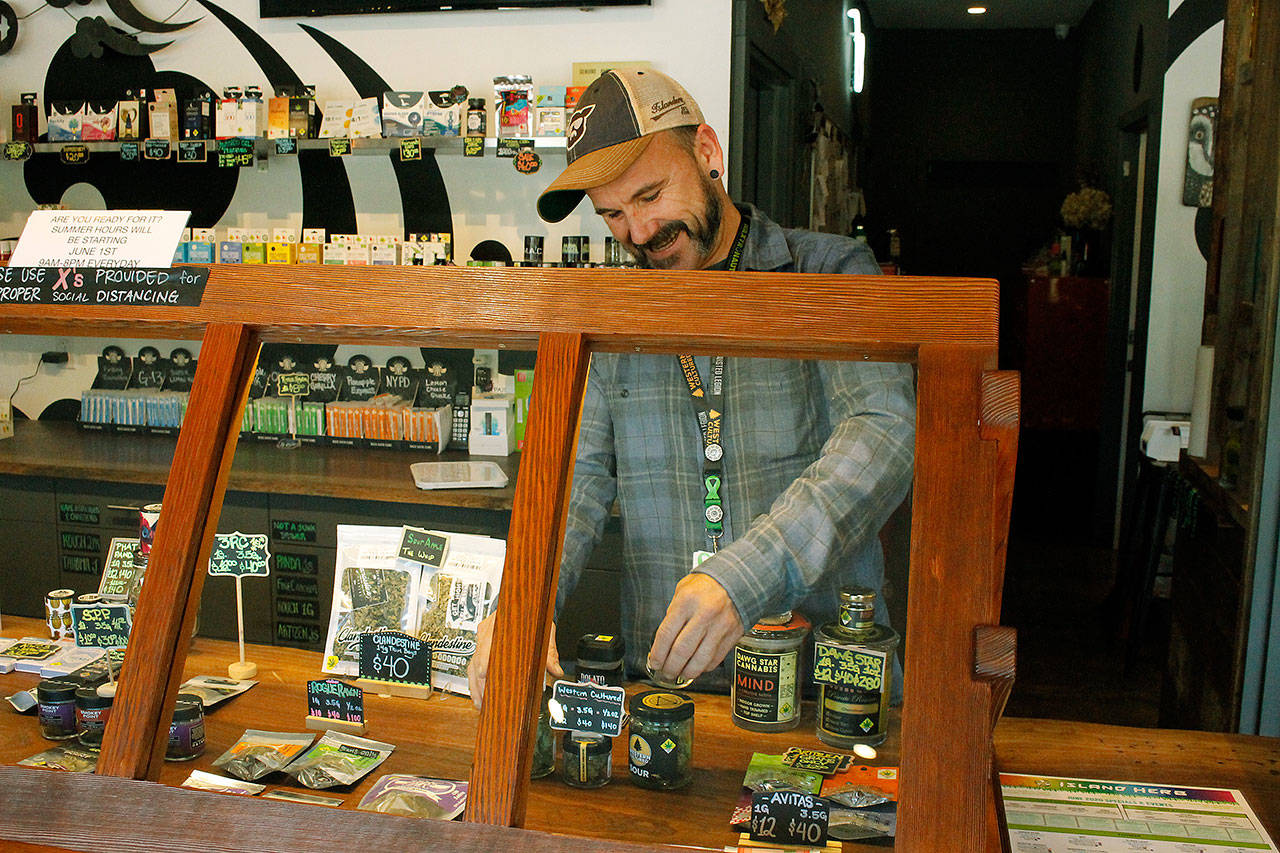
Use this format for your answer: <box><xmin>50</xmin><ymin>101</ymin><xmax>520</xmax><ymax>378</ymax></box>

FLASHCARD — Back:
<box><xmin>284</xmin><ymin>731</ymin><xmax>394</xmax><ymax>789</ymax></box>
<box><xmin>212</xmin><ymin>729</ymin><xmax>314</xmax><ymax>781</ymax></box>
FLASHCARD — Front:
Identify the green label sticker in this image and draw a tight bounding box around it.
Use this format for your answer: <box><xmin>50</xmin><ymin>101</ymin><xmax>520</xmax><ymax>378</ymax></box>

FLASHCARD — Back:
<box><xmin>328</xmin><ymin>137</ymin><xmax>352</xmax><ymax>157</ymax></box>
<box><xmin>812</xmin><ymin>643</ymin><xmax>886</xmax><ymax>691</ymax></box>
<box><xmin>143</xmin><ymin>138</ymin><xmax>171</xmax><ymax>160</ymax></box>
<box><xmin>59</xmin><ymin>144</ymin><xmax>89</xmax><ymax>165</ymax></box>
<box><xmin>463</xmin><ymin>136</ymin><xmax>484</xmax><ymax>157</ymax></box>
<box><xmin>274</xmin><ymin>137</ymin><xmax>298</xmax><ymax>155</ymax></box>
<box><xmin>399</xmin><ymin>137</ymin><xmax>421</xmax><ymax>161</ymax></box>
<box><xmin>177</xmin><ymin>139</ymin><xmax>206</xmax><ymax>163</ymax></box>
<box><xmin>3</xmin><ymin>141</ymin><xmax>33</xmax><ymax>161</ymax></box>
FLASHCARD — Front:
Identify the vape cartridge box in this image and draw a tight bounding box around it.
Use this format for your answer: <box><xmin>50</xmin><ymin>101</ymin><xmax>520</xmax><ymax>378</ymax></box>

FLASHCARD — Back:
<box><xmin>173</xmin><ymin>242</ymin><xmax>187</xmax><ymax>264</ymax></box>
<box><xmin>296</xmin><ymin>243</ymin><xmax>322</xmax><ymax>264</ymax></box>
<box><xmin>468</xmin><ymin>393</ymin><xmax>516</xmax><ymax>456</ymax></box>
<box><xmin>218</xmin><ymin>241</ymin><xmax>243</xmax><ymax>263</ymax></box>
<box><xmin>81</xmin><ymin>101</ymin><xmax>118</xmax><ymax>141</ymax></box>
<box><xmin>185</xmin><ymin>242</ymin><xmax>215</xmax><ymax>264</ymax></box>
<box><xmin>12</xmin><ymin>94</ymin><xmax>38</xmax><ymax>142</ymax></box>
<box><xmin>48</xmin><ymin>101</ymin><xmax>85</xmax><ymax>141</ymax></box>
<box><xmin>381</xmin><ymin>91</ymin><xmax>427</xmax><ymax>137</ymax></box>
<box><xmin>370</xmin><ymin>244</ymin><xmax>398</xmax><ymax>265</ymax></box>
<box><xmin>241</xmin><ymin>242</ymin><xmax>266</xmax><ymax>264</ymax></box>
<box><xmin>345</xmin><ymin>245</ymin><xmax>371</xmax><ymax>266</ymax></box>
<box><xmin>322</xmin><ymin>243</ymin><xmax>348</xmax><ymax>264</ymax></box>
<box><xmin>272</xmin><ymin>227</ymin><xmax>296</xmax><ymax>243</ymax></box>
<box><xmin>289</xmin><ymin>98</ymin><xmax>312</xmax><ymax>138</ymax></box>
<box><xmin>190</xmin><ymin>227</ymin><xmax>215</xmax><ymax>243</ymax></box>
<box><xmin>116</xmin><ymin>99</ymin><xmax>143</xmax><ymax>139</ymax></box>
<box><xmin>266</xmin><ymin>242</ymin><xmax>295</xmax><ymax>264</ymax></box>
<box><xmin>302</xmin><ymin>227</ymin><xmax>326</xmax><ymax>245</ymax></box>
<box><xmin>225</xmin><ymin>227</ymin><xmax>249</xmax><ymax>242</ymax></box>
<box><xmin>246</xmin><ymin>229</ymin><xmax>270</xmax><ymax>243</ymax></box>
<box><xmin>150</xmin><ymin>89</ymin><xmax>180</xmax><ymax>139</ymax></box>
<box><xmin>267</xmin><ymin>97</ymin><xmax>291</xmax><ymax>139</ymax></box>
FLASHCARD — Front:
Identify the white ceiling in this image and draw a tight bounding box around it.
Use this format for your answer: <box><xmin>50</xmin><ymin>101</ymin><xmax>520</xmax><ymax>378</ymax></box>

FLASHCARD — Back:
<box><xmin>862</xmin><ymin>0</ymin><xmax>1096</xmax><ymax>30</ymax></box>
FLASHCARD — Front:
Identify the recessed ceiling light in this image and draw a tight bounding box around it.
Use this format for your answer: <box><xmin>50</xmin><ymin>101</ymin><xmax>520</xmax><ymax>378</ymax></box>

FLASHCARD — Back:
<box><xmin>968</xmin><ymin>5</ymin><xmax>987</xmax><ymax>13</ymax></box>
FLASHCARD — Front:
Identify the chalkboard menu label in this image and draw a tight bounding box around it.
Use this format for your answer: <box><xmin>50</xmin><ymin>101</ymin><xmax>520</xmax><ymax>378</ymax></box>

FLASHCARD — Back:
<box><xmin>307</xmin><ymin>678</ymin><xmax>363</xmax><ymax>726</ymax></box>
<box><xmin>399</xmin><ymin>138</ymin><xmax>421</xmax><ymax>161</ymax></box>
<box><xmin>274</xmin><ymin>138</ymin><xmax>297</xmax><ymax>155</ymax></box>
<box><xmin>58</xmin><ymin>502</ymin><xmax>100</xmax><ymax>525</ymax></box>
<box><xmin>60</xmin><ymin>554</ymin><xmax>101</xmax><ymax>574</ymax></box>
<box><xmin>60</xmin><ymin>144</ymin><xmax>89</xmax><ymax>165</ymax></box>
<box><xmin>3</xmin><ymin>141</ymin><xmax>34</xmax><ymax>161</ymax></box>
<box><xmin>275</xmin><ymin>372</ymin><xmax>310</xmax><ymax>397</ymax></box>
<box><xmin>208</xmin><ymin>531</ymin><xmax>271</xmax><ymax>577</ymax></box>
<box><xmin>276</xmin><ymin>576</ymin><xmax>319</xmax><ymax>597</ymax></box>
<box><xmin>272</xmin><ymin>520</ymin><xmax>316</xmax><ymax>543</ymax></box>
<box><xmin>277</xmin><ymin>621</ymin><xmax>322</xmax><ymax>646</ymax></box>
<box><xmin>749</xmin><ymin>791</ymin><xmax>829</xmax><ymax>847</ymax></box>
<box><xmin>71</xmin><ymin>603</ymin><xmax>133</xmax><ymax>649</ymax></box>
<box><xmin>143</xmin><ymin>139</ymin><xmax>171</xmax><ymax>160</ymax></box>
<box><xmin>359</xmin><ymin>631</ymin><xmax>431</xmax><ymax>687</ymax></box>
<box><xmin>0</xmin><ymin>267</ymin><xmax>210</xmax><ymax>307</ymax></box>
<box><xmin>781</xmin><ymin>747</ymin><xmax>855</xmax><ymax>775</ymax></box>
<box><xmin>328</xmin><ymin>137</ymin><xmax>351</xmax><ymax>157</ymax></box>
<box><xmin>276</xmin><ymin>552</ymin><xmax>319</xmax><ymax>576</ymax></box>
<box><xmin>60</xmin><ymin>531</ymin><xmax>101</xmax><ymax>553</ymax></box>
<box><xmin>397</xmin><ymin>527</ymin><xmax>448</xmax><ymax>568</ymax></box>
<box><xmin>496</xmin><ymin>138</ymin><xmax>529</xmax><ymax>159</ymax></box>
<box><xmin>276</xmin><ymin>598</ymin><xmax>319</xmax><ymax>619</ymax></box>
<box><xmin>216</xmin><ymin>137</ymin><xmax>254</xmax><ymax>167</ymax></box>
<box><xmin>548</xmin><ymin>680</ymin><xmax>626</xmax><ymax>737</ymax></box>
<box><xmin>813</xmin><ymin>642</ymin><xmax>887</xmax><ymax>689</ymax></box>
<box><xmin>98</xmin><ymin>537</ymin><xmax>141</xmax><ymax>598</ymax></box>
<box><xmin>177</xmin><ymin>140</ymin><xmax>206</xmax><ymax>163</ymax></box>
<box><xmin>119</xmin><ymin>142</ymin><xmax>140</xmax><ymax>162</ymax></box>
<box><xmin>463</xmin><ymin>137</ymin><xmax>484</xmax><ymax>158</ymax></box>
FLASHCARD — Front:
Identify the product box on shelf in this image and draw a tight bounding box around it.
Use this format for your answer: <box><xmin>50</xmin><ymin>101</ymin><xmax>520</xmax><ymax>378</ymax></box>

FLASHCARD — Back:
<box><xmin>116</xmin><ymin>98</ymin><xmax>143</xmax><ymax>140</ymax></box>
<box><xmin>185</xmin><ymin>242</ymin><xmax>215</xmax><ymax>264</ymax></box>
<box><xmin>191</xmin><ymin>227</ymin><xmax>215</xmax><ymax>243</ymax></box>
<box><xmin>12</xmin><ymin>93</ymin><xmax>38</xmax><ymax>143</ymax></box>
<box><xmin>182</xmin><ymin>96</ymin><xmax>213</xmax><ymax>139</ymax></box>
<box><xmin>272</xmin><ymin>227</ymin><xmax>297</xmax><ymax>243</ymax></box>
<box><xmin>370</xmin><ymin>244</ymin><xmax>398</xmax><ymax>265</ymax></box>
<box><xmin>149</xmin><ymin>89</ymin><xmax>180</xmax><ymax>140</ymax></box>
<box><xmin>241</xmin><ymin>242</ymin><xmax>267</xmax><ymax>264</ymax></box>
<box><xmin>289</xmin><ymin>97</ymin><xmax>313</xmax><ymax>138</ymax></box>
<box><xmin>81</xmin><ymin>101</ymin><xmax>118</xmax><ymax>141</ymax></box>
<box><xmin>319</xmin><ymin>98</ymin><xmax>381</xmax><ymax>138</ymax></box>
<box><xmin>47</xmin><ymin>101</ymin><xmax>84</xmax><ymax>141</ymax></box>
<box><xmin>422</xmin><ymin>91</ymin><xmax>463</xmax><ymax>136</ymax></box>
<box><xmin>267</xmin><ymin>96</ymin><xmax>291</xmax><ymax>138</ymax></box>
<box><xmin>468</xmin><ymin>393</ymin><xmax>516</xmax><ymax>456</ymax></box>
<box><xmin>266</xmin><ymin>242</ymin><xmax>295</xmax><ymax>264</ymax></box>
<box><xmin>302</xmin><ymin>228</ymin><xmax>326</xmax><ymax>244</ymax></box>
<box><xmin>218</xmin><ymin>241</ymin><xmax>243</xmax><ymax>263</ymax></box>
<box><xmin>322</xmin><ymin>243</ymin><xmax>347</xmax><ymax>265</ymax></box>
<box><xmin>296</xmin><ymin>243</ymin><xmax>322</xmax><ymax>264</ymax></box>
<box><xmin>381</xmin><ymin>91</ymin><xmax>427</xmax><ymax>137</ymax></box>
<box><xmin>345</xmin><ymin>245</ymin><xmax>371</xmax><ymax>266</ymax></box>
<box><xmin>535</xmin><ymin>86</ymin><xmax>566</xmax><ymax>137</ymax></box>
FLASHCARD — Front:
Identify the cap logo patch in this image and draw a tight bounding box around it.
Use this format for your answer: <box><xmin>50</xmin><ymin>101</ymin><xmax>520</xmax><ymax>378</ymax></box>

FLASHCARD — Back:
<box><xmin>566</xmin><ymin>104</ymin><xmax>595</xmax><ymax>151</ymax></box>
<box><xmin>650</xmin><ymin>96</ymin><xmax>687</xmax><ymax>121</ymax></box>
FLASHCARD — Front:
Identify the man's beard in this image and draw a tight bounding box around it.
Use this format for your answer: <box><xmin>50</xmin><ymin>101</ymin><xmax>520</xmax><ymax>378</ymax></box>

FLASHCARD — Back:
<box><xmin>632</xmin><ymin>179</ymin><xmax>723</xmax><ymax>270</ymax></box>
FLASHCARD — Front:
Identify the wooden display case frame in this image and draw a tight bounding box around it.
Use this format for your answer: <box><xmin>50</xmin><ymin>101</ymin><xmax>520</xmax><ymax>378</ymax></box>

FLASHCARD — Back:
<box><xmin>0</xmin><ymin>264</ymin><xmax>1017</xmax><ymax>851</ymax></box>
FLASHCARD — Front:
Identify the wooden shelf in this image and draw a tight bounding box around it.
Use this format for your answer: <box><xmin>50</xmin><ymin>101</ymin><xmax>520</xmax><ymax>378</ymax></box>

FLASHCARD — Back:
<box><xmin>5</xmin><ymin>136</ymin><xmax>567</xmax><ymax>159</ymax></box>
<box><xmin>0</xmin><ymin>420</ymin><xmax>518</xmax><ymax>511</ymax></box>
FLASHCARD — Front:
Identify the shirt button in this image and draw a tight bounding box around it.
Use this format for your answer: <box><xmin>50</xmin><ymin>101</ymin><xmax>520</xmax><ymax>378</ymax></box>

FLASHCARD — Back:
<box><xmin>619</xmin><ymin>388</ymin><xmax>629</xmax><ymax>398</ymax></box>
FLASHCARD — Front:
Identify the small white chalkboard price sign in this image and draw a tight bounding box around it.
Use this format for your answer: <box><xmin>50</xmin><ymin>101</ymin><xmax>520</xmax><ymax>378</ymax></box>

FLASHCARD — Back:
<box><xmin>306</xmin><ymin>678</ymin><xmax>366</xmax><ymax>735</ymax></box>
<box><xmin>749</xmin><ymin>791</ymin><xmax>830</xmax><ymax>847</ymax></box>
<box><xmin>356</xmin><ymin>631</ymin><xmax>432</xmax><ymax>700</ymax></box>
<box><xmin>548</xmin><ymin>679</ymin><xmax>627</xmax><ymax>737</ymax></box>
<box><xmin>208</xmin><ymin>531</ymin><xmax>271</xmax><ymax>679</ymax></box>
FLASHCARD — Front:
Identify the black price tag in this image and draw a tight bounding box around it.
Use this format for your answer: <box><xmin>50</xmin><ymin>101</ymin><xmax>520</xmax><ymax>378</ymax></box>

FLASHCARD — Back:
<box><xmin>359</xmin><ymin>631</ymin><xmax>431</xmax><ymax>687</ymax></box>
<box><xmin>274</xmin><ymin>137</ymin><xmax>298</xmax><ymax>155</ymax></box>
<box><xmin>306</xmin><ymin>678</ymin><xmax>363</xmax><ymax>725</ymax></box>
<box><xmin>0</xmin><ymin>267</ymin><xmax>209</xmax><ymax>307</ymax></box>
<box><xmin>328</xmin><ymin>137</ymin><xmax>351</xmax><ymax>157</ymax></box>
<box><xmin>397</xmin><ymin>526</ymin><xmax>449</xmax><ymax>568</ymax></box>
<box><xmin>98</xmin><ymin>537</ymin><xmax>141</xmax><ymax>598</ymax></box>
<box><xmin>60</xmin><ymin>144</ymin><xmax>89</xmax><ymax>165</ymax></box>
<box><xmin>782</xmin><ymin>747</ymin><xmax>855</xmax><ymax>775</ymax></box>
<box><xmin>514</xmin><ymin>147</ymin><xmax>541</xmax><ymax>174</ymax></box>
<box><xmin>495</xmin><ymin>137</ymin><xmax>528</xmax><ymax>159</ymax></box>
<box><xmin>275</xmin><ymin>372</ymin><xmax>310</xmax><ymax>397</ymax></box>
<box><xmin>463</xmin><ymin>136</ymin><xmax>484</xmax><ymax>158</ymax></box>
<box><xmin>119</xmin><ymin>141</ymin><xmax>139</xmax><ymax>162</ymax></box>
<box><xmin>399</xmin><ymin>137</ymin><xmax>421</xmax><ymax>161</ymax></box>
<box><xmin>3</xmin><ymin>141</ymin><xmax>33</xmax><ymax>161</ymax></box>
<box><xmin>749</xmin><ymin>791</ymin><xmax>829</xmax><ymax>847</ymax></box>
<box><xmin>58</xmin><ymin>502</ymin><xmax>100</xmax><ymax>525</ymax></box>
<box><xmin>813</xmin><ymin>642</ymin><xmax>887</xmax><ymax>689</ymax></box>
<box><xmin>271</xmin><ymin>519</ymin><xmax>316</xmax><ymax>543</ymax></box>
<box><xmin>143</xmin><ymin>138</ymin><xmax>171</xmax><ymax>160</ymax></box>
<box><xmin>216</xmin><ymin>137</ymin><xmax>255</xmax><ymax>167</ymax></box>
<box><xmin>71</xmin><ymin>603</ymin><xmax>133</xmax><ymax>649</ymax></box>
<box><xmin>275</xmin><ymin>552</ymin><xmax>319</xmax><ymax>576</ymax></box>
<box><xmin>177</xmin><ymin>140</ymin><xmax>206</xmax><ymax>163</ymax></box>
<box><xmin>207</xmin><ymin>531</ymin><xmax>271</xmax><ymax>577</ymax></box>
<box><xmin>548</xmin><ymin>679</ymin><xmax>626</xmax><ymax>737</ymax></box>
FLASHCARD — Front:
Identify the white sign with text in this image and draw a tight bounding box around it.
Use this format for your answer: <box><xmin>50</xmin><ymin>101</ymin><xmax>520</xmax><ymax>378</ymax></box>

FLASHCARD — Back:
<box><xmin>10</xmin><ymin>209</ymin><xmax>191</xmax><ymax>268</ymax></box>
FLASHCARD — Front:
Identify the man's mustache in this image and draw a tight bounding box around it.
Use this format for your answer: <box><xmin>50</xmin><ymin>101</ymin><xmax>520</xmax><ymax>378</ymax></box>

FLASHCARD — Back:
<box><xmin>637</xmin><ymin>221</ymin><xmax>689</xmax><ymax>255</ymax></box>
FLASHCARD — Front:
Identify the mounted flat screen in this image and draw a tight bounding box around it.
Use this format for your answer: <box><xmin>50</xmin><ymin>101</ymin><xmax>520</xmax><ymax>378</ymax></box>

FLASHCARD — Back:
<box><xmin>261</xmin><ymin>0</ymin><xmax>648</xmax><ymax>17</ymax></box>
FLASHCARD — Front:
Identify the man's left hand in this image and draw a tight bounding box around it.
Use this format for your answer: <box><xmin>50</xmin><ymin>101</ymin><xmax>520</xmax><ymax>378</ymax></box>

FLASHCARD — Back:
<box><xmin>647</xmin><ymin>572</ymin><xmax>743</xmax><ymax>683</ymax></box>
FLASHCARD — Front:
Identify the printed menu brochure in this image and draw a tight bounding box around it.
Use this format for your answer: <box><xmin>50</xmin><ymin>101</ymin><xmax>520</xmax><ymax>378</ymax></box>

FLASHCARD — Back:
<box><xmin>1001</xmin><ymin>773</ymin><xmax>1277</xmax><ymax>852</ymax></box>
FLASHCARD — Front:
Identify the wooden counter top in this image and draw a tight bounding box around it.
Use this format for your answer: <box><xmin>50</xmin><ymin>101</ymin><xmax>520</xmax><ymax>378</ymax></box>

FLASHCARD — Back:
<box><xmin>2</xmin><ymin>616</ymin><xmax>1277</xmax><ymax>851</ymax></box>
<box><xmin>0</xmin><ymin>420</ymin><xmax>518</xmax><ymax>510</ymax></box>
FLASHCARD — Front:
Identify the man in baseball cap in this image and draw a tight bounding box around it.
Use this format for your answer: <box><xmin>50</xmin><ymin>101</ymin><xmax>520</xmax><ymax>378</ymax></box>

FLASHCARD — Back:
<box><xmin>472</xmin><ymin>68</ymin><xmax>915</xmax><ymax>706</ymax></box>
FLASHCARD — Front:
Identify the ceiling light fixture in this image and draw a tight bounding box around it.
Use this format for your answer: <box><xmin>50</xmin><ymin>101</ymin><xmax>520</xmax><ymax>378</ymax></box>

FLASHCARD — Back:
<box><xmin>849</xmin><ymin>7</ymin><xmax>865</xmax><ymax>94</ymax></box>
<box><xmin>967</xmin><ymin>6</ymin><xmax>987</xmax><ymax>13</ymax></box>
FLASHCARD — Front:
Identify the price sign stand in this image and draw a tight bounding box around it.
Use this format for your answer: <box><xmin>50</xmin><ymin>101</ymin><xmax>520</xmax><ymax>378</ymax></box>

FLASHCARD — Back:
<box><xmin>71</xmin><ymin>603</ymin><xmax>133</xmax><ymax>697</ymax></box>
<box><xmin>354</xmin><ymin>631</ymin><xmax>433</xmax><ymax>700</ymax></box>
<box><xmin>274</xmin><ymin>372</ymin><xmax>310</xmax><ymax>450</ymax></box>
<box><xmin>305</xmin><ymin>678</ymin><xmax>366</xmax><ymax>735</ymax></box>
<box><xmin>207</xmin><ymin>532</ymin><xmax>271</xmax><ymax>679</ymax></box>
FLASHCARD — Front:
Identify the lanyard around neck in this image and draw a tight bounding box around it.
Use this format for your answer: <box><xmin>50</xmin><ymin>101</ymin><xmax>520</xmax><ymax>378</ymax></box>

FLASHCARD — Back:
<box><xmin>678</xmin><ymin>214</ymin><xmax>750</xmax><ymax>551</ymax></box>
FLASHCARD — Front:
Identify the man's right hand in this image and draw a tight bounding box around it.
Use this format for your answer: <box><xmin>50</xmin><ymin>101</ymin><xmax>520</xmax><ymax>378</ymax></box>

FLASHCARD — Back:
<box><xmin>469</xmin><ymin>612</ymin><xmax>564</xmax><ymax>709</ymax></box>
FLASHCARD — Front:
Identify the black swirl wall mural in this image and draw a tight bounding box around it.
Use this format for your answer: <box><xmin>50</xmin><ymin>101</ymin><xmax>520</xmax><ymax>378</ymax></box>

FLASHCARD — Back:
<box><xmin>17</xmin><ymin>0</ymin><xmax>452</xmax><ymax>239</ymax></box>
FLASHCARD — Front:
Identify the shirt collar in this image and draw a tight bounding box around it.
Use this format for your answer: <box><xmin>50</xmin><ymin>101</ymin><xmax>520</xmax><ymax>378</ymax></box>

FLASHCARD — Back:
<box><xmin>735</xmin><ymin>203</ymin><xmax>793</xmax><ymax>272</ymax></box>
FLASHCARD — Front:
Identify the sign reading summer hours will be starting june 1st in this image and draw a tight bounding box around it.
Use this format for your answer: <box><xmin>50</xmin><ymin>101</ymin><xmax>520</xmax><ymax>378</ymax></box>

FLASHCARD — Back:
<box><xmin>9</xmin><ymin>209</ymin><xmax>191</xmax><ymax>269</ymax></box>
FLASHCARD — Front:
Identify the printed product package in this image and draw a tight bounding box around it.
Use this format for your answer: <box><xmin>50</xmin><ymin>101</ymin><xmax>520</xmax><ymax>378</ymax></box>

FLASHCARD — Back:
<box><xmin>284</xmin><ymin>730</ymin><xmax>394</xmax><ymax>789</ymax></box>
<box><xmin>357</xmin><ymin>775</ymin><xmax>468</xmax><ymax>819</ymax></box>
<box><xmin>322</xmin><ymin>525</ymin><xmax>418</xmax><ymax>677</ymax></box>
<box><xmin>212</xmin><ymin>729</ymin><xmax>314</xmax><ymax>780</ymax></box>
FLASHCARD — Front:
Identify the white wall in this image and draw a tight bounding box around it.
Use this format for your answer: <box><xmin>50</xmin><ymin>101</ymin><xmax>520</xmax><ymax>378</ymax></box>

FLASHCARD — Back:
<box><xmin>0</xmin><ymin>0</ymin><xmax>733</xmax><ymax>414</ymax></box>
<box><xmin>1143</xmin><ymin>17</ymin><xmax>1222</xmax><ymax>413</ymax></box>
